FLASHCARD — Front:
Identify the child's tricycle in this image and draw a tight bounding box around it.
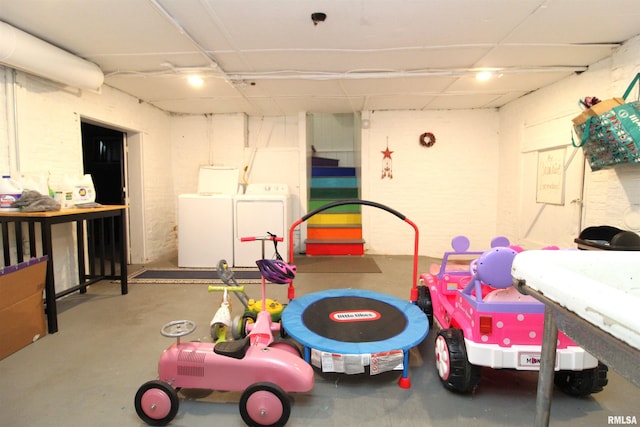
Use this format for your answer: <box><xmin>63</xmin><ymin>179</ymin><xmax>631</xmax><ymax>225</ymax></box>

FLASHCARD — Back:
<box><xmin>134</xmin><ymin>235</ymin><xmax>314</xmax><ymax>426</ymax></box>
<box><xmin>216</xmin><ymin>234</ymin><xmax>288</xmax><ymax>339</ymax></box>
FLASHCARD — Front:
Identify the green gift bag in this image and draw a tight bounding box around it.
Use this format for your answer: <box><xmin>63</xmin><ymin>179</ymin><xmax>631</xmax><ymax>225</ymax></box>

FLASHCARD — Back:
<box><xmin>573</xmin><ymin>73</ymin><xmax>640</xmax><ymax>171</ymax></box>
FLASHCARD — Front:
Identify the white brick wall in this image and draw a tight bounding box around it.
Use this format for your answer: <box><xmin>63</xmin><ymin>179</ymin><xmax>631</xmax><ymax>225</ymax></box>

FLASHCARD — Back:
<box><xmin>2</xmin><ymin>33</ymin><xmax>640</xmax><ymax>291</ymax></box>
<box><xmin>499</xmin><ymin>34</ymin><xmax>640</xmax><ymax>247</ymax></box>
<box><xmin>0</xmin><ymin>69</ymin><xmax>8</xmax><ymax>175</ymax></box>
<box><xmin>360</xmin><ymin>110</ymin><xmax>500</xmax><ymax>256</ymax></box>
<box><xmin>582</xmin><ymin>36</ymin><xmax>640</xmax><ymax>231</ymax></box>
<box><xmin>0</xmin><ymin>70</ymin><xmax>176</xmax><ymax>292</ymax></box>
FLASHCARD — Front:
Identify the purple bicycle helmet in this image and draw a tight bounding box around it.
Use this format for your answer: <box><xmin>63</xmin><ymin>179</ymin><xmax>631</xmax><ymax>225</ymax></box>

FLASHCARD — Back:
<box><xmin>256</xmin><ymin>259</ymin><xmax>297</xmax><ymax>284</ymax></box>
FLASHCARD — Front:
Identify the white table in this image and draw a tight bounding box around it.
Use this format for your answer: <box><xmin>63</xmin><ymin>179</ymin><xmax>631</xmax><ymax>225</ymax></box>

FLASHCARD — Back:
<box><xmin>512</xmin><ymin>250</ymin><xmax>640</xmax><ymax>427</ymax></box>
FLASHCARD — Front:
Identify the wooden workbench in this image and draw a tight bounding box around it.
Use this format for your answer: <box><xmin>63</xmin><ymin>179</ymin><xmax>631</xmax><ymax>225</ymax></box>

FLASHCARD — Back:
<box><xmin>0</xmin><ymin>205</ymin><xmax>128</xmax><ymax>333</ymax></box>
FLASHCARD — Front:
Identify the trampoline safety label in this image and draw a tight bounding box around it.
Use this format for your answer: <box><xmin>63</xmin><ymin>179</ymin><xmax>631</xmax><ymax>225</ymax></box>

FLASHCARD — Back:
<box><xmin>311</xmin><ymin>349</ymin><xmax>404</xmax><ymax>375</ymax></box>
<box><xmin>370</xmin><ymin>350</ymin><xmax>404</xmax><ymax>375</ymax></box>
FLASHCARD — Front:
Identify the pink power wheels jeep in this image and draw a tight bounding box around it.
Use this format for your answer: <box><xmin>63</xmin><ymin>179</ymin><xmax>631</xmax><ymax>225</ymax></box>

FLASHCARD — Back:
<box><xmin>417</xmin><ymin>235</ymin><xmax>607</xmax><ymax>395</ymax></box>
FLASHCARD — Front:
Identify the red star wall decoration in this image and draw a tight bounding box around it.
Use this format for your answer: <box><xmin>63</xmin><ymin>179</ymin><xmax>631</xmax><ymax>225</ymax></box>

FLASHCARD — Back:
<box><xmin>381</xmin><ymin>141</ymin><xmax>393</xmax><ymax>179</ymax></box>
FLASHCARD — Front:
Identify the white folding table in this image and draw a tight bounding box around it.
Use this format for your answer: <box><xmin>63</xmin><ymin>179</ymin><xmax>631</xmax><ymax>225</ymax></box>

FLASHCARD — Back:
<box><xmin>512</xmin><ymin>250</ymin><xmax>640</xmax><ymax>427</ymax></box>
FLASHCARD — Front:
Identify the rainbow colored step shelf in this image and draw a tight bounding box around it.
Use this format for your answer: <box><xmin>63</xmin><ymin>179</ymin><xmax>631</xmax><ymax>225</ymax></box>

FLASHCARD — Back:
<box><xmin>307</xmin><ymin>156</ymin><xmax>363</xmax><ymax>256</ymax></box>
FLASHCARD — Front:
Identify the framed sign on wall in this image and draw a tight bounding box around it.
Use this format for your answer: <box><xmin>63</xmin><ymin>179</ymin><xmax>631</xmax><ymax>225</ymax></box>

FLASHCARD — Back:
<box><xmin>536</xmin><ymin>147</ymin><xmax>566</xmax><ymax>205</ymax></box>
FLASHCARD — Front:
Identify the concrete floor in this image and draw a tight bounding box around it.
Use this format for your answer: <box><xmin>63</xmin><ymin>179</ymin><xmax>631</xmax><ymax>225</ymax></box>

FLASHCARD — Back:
<box><xmin>0</xmin><ymin>254</ymin><xmax>638</xmax><ymax>427</ymax></box>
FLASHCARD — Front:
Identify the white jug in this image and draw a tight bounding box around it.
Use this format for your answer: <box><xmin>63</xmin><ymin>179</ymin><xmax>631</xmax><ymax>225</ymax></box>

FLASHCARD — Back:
<box><xmin>0</xmin><ymin>175</ymin><xmax>23</xmax><ymax>211</ymax></box>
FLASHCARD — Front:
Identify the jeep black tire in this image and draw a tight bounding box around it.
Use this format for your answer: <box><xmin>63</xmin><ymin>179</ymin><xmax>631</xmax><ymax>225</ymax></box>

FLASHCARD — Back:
<box><xmin>435</xmin><ymin>328</ymin><xmax>481</xmax><ymax>393</ymax></box>
<box><xmin>417</xmin><ymin>284</ymin><xmax>433</xmax><ymax>327</ymax></box>
<box><xmin>554</xmin><ymin>362</ymin><xmax>608</xmax><ymax>396</ymax></box>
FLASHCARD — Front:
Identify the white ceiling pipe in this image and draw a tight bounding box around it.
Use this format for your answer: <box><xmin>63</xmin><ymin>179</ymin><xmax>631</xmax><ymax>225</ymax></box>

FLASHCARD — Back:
<box><xmin>0</xmin><ymin>21</ymin><xmax>104</xmax><ymax>90</ymax></box>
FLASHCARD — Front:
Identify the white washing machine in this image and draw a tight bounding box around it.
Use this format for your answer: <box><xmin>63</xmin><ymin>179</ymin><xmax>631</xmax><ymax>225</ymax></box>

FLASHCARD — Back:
<box><xmin>178</xmin><ymin>167</ymin><xmax>238</xmax><ymax>268</ymax></box>
<box><xmin>178</xmin><ymin>194</ymin><xmax>234</xmax><ymax>267</ymax></box>
<box><xmin>234</xmin><ymin>183</ymin><xmax>291</xmax><ymax>267</ymax></box>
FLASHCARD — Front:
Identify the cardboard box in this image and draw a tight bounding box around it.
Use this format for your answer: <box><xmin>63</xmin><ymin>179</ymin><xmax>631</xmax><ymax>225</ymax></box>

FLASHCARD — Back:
<box><xmin>572</xmin><ymin>110</ymin><xmax>591</xmax><ymax>126</ymax></box>
<box><xmin>0</xmin><ymin>256</ymin><xmax>48</xmax><ymax>360</ymax></box>
<box><xmin>588</xmin><ymin>97</ymin><xmax>626</xmax><ymax>116</ymax></box>
<box><xmin>572</xmin><ymin>97</ymin><xmax>626</xmax><ymax>125</ymax></box>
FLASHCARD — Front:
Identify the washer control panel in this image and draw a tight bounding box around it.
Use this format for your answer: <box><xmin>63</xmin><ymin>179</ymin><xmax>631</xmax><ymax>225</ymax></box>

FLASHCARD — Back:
<box><xmin>245</xmin><ymin>183</ymin><xmax>289</xmax><ymax>195</ymax></box>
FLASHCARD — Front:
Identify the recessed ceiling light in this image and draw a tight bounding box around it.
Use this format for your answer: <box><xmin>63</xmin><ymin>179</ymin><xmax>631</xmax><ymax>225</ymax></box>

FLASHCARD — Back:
<box><xmin>476</xmin><ymin>71</ymin><xmax>493</xmax><ymax>81</ymax></box>
<box><xmin>187</xmin><ymin>75</ymin><xmax>204</xmax><ymax>87</ymax></box>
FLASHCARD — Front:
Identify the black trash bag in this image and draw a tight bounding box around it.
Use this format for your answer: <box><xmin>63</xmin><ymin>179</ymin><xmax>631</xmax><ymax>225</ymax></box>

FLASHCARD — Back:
<box><xmin>575</xmin><ymin>225</ymin><xmax>640</xmax><ymax>250</ymax></box>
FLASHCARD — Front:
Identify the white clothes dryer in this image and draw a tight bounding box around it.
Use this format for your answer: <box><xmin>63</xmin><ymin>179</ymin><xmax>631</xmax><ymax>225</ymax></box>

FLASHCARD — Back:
<box><xmin>177</xmin><ymin>167</ymin><xmax>239</xmax><ymax>268</ymax></box>
<box><xmin>233</xmin><ymin>183</ymin><xmax>291</xmax><ymax>267</ymax></box>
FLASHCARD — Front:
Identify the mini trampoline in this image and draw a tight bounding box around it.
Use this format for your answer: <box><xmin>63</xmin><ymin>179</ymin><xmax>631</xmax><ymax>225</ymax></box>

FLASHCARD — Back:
<box><xmin>283</xmin><ymin>200</ymin><xmax>429</xmax><ymax>388</ymax></box>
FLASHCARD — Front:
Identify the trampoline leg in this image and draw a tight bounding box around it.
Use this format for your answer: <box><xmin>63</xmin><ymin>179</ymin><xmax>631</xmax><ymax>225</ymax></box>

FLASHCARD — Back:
<box><xmin>398</xmin><ymin>351</ymin><xmax>411</xmax><ymax>389</ymax></box>
<box><xmin>304</xmin><ymin>346</ymin><xmax>311</xmax><ymax>363</ymax></box>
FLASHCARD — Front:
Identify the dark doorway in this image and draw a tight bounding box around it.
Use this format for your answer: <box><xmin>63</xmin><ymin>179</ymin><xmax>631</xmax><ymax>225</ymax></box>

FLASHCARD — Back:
<box><xmin>81</xmin><ymin>122</ymin><xmax>126</xmax><ymax>268</ymax></box>
<box><xmin>81</xmin><ymin>122</ymin><xmax>125</xmax><ymax>205</ymax></box>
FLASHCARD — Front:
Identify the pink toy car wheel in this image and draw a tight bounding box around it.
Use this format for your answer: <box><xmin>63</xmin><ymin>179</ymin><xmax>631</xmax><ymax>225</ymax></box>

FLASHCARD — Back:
<box><xmin>240</xmin><ymin>382</ymin><xmax>290</xmax><ymax>427</ymax></box>
<box><xmin>134</xmin><ymin>380</ymin><xmax>179</xmax><ymax>426</ymax></box>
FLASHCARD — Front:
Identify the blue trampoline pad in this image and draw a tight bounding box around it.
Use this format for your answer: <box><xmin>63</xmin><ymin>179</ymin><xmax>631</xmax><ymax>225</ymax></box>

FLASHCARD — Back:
<box><xmin>282</xmin><ymin>288</ymin><xmax>429</xmax><ymax>356</ymax></box>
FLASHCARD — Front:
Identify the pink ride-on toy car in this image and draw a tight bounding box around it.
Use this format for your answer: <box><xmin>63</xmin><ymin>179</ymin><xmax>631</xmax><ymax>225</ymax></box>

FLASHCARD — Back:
<box><xmin>134</xmin><ymin>236</ymin><xmax>314</xmax><ymax>427</ymax></box>
<box><xmin>417</xmin><ymin>235</ymin><xmax>608</xmax><ymax>395</ymax></box>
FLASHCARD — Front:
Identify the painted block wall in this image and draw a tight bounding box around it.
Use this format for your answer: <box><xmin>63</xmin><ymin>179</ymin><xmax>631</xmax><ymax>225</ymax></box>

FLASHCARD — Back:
<box><xmin>0</xmin><ymin>70</ymin><xmax>176</xmax><ymax>292</ymax></box>
<box><xmin>580</xmin><ymin>37</ymin><xmax>640</xmax><ymax>233</ymax></box>
<box><xmin>2</xmin><ymin>33</ymin><xmax>639</xmax><ymax>290</ymax></box>
<box><xmin>360</xmin><ymin>110</ymin><xmax>500</xmax><ymax>257</ymax></box>
<box><xmin>171</xmin><ymin>113</ymin><xmax>248</xmax><ymax>197</ymax></box>
<box><xmin>498</xmin><ymin>34</ymin><xmax>640</xmax><ymax>248</ymax></box>
<box><xmin>171</xmin><ymin>114</ymin><xmax>300</xmax><ymax>194</ymax></box>
<box><xmin>170</xmin><ymin>114</ymin><xmax>303</xmax><ymax>224</ymax></box>
<box><xmin>0</xmin><ymin>70</ymin><xmax>13</xmax><ymax>177</ymax></box>
<box><xmin>178</xmin><ymin>109</ymin><xmax>502</xmax><ymax>257</ymax></box>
